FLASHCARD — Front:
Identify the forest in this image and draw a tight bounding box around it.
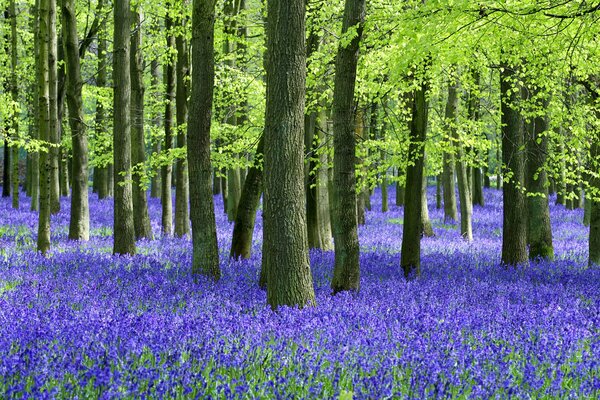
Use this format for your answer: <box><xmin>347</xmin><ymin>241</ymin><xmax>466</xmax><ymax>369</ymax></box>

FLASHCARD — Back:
<box><xmin>1</xmin><ymin>0</ymin><xmax>600</xmax><ymax>397</ymax></box>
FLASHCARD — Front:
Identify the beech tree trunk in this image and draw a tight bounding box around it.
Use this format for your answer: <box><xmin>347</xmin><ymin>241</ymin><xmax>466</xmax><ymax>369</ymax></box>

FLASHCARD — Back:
<box><xmin>188</xmin><ymin>0</ymin><xmax>220</xmax><ymax>279</ymax></box>
<box><xmin>62</xmin><ymin>0</ymin><xmax>90</xmax><ymax>240</ymax></box>
<box><xmin>317</xmin><ymin>109</ymin><xmax>333</xmax><ymax>249</ymax></box>
<box><xmin>96</xmin><ymin>36</ymin><xmax>109</xmax><ymax>200</ymax></box>
<box><xmin>174</xmin><ymin>11</ymin><xmax>190</xmax><ymax>237</ymax></box>
<box><xmin>112</xmin><ymin>0</ymin><xmax>136</xmax><ymax>255</ymax></box>
<box><xmin>2</xmin><ymin>141</ymin><xmax>9</xmax><ymax>198</ymax></box>
<box><xmin>401</xmin><ymin>72</ymin><xmax>429</xmax><ymax>278</ymax></box>
<box><xmin>150</xmin><ymin>58</ymin><xmax>162</xmax><ymax>199</ymax></box>
<box><xmin>49</xmin><ymin>0</ymin><xmax>60</xmax><ymax>214</ymax></box>
<box><xmin>30</xmin><ymin>0</ymin><xmax>40</xmax><ymax>212</ymax></box>
<box><xmin>162</xmin><ymin>10</ymin><xmax>176</xmax><ymax>236</ymax></box>
<box><xmin>9</xmin><ymin>0</ymin><xmax>19</xmax><ymax>209</ymax></box>
<box><xmin>421</xmin><ymin>161</ymin><xmax>434</xmax><ymax>237</ymax></box>
<box><xmin>230</xmin><ymin>135</ymin><xmax>263</xmax><ymax>259</ymax></box>
<box><xmin>442</xmin><ymin>90</ymin><xmax>458</xmax><ymax>223</ymax></box>
<box><xmin>263</xmin><ymin>0</ymin><xmax>315</xmax><ymax>308</ymax></box>
<box><xmin>330</xmin><ymin>0</ymin><xmax>365</xmax><ymax>294</ymax></box>
<box><xmin>500</xmin><ymin>64</ymin><xmax>527</xmax><ymax>266</ymax></box>
<box><xmin>130</xmin><ymin>7</ymin><xmax>153</xmax><ymax>240</ymax></box>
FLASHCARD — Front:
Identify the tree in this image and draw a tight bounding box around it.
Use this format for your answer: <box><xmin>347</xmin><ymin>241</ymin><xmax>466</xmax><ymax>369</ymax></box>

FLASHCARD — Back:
<box><xmin>95</xmin><ymin>35</ymin><xmax>110</xmax><ymax>200</ymax></box>
<box><xmin>500</xmin><ymin>63</ymin><xmax>527</xmax><ymax>266</ymax></box>
<box><xmin>48</xmin><ymin>0</ymin><xmax>60</xmax><ymax>214</ymax></box>
<box><xmin>263</xmin><ymin>0</ymin><xmax>315</xmax><ymax>308</ymax></box>
<box><xmin>330</xmin><ymin>0</ymin><xmax>366</xmax><ymax>294</ymax></box>
<box><xmin>8</xmin><ymin>0</ymin><xmax>19</xmax><ymax>210</ymax></box>
<box><xmin>187</xmin><ymin>0</ymin><xmax>220</xmax><ymax>279</ymax></box>
<box><xmin>130</xmin><ymin>7</ymin><xmax>153</xmax><ymax>240</ymax></box>
<box><xmin>112</xmin><ymin>0</ymin><xmax>136</xmax><ymax>255</ymax></box>
<box><xmin>62</xmin><ymin>0</ymin><xmax>90</xmax><ymax>240</ymax></box>
<box><xmin>162</xmin><ymin>7</ymin><xmax>176</xmax><ymax>236</ymax></box>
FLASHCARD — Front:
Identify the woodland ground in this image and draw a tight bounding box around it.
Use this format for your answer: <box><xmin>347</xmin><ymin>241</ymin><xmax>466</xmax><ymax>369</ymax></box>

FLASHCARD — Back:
<box><xmin>0</xmin><ymin>186</ymin><xmax>599</xmax><ymax>399</ymax></box>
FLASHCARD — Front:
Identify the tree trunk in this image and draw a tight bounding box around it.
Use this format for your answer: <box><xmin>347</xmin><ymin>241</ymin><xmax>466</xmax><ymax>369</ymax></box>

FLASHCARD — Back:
<box><xmin>500</xmin><ymin>64</ymin><xmax>527</xmax><ymax>266</ymax></box>
<box><xmin>112</xmin><ymin>0</ymin><xmax>136</xmax><ymax>255</ymax></box>
<box><xmin>162</xmin><ymin>11</ymin><xmax>176</xmax><ymax>236</ymax></box>
<box><xmin>37</xmin><ymin>0</ymin><xmax>51</xmax><ymax>254</ymax></box>
<box><xmin>436</xmin><ymin>174</ymin><xmax>442</xmax><ymax>209</ymax></box>
<box><xmin>263</xmin><ymin>0</ymin><xmax>315</xmax><ymax>308</ymax></box>
<box><xmin>150</xmin><ymin>58</ymin><xmax>162</xmax><ymax>199</ymax></box>
<box><xmin>174</xmin><ymin>13</ymin><xmax>190</xmax><ymax>237</ymax></box>
<box><xmin>96</xmin><ymin>36</ymin><xmax>109</xmax><ymax>200</ymax></box>
<box><xmin>130</xmin><ymin>7</ymin><xmax>153</xmax><ymax>240</ymax></box>
<box><xmin>31</xmin><ymin>0</ymin><xmax>40</xmax><ymax>212</ymax></box>
<box><xmin>401</xmin><ymin>77</ymin><xmax>429</xmax><ymax>278</ymax></box>
<box><xmin>62</xmin><ymin>0</ymin><xmax>90</xmax><ymax>240</ymax></box>
<box><xmin>9</xmin><ymin>0</ymin><xmax>19</xmax><ymax>209</ymax></box>
<box><xmin>421</xmin><ymin>163</ymin><xmax>434</xmax><ymax>237</ymax></box>
<box><xmin>330</xmin><ymin>0</ymin><xmax>365</xmax><ymax>295</ymax></box>
<box><xmin>317</xmin><ymin>109</ymin><xmax>333</xmax><ymax>249</ymax></box>
<box><xmin>230</xmin><ymin>135</ymin><xmax>263</xmax><ymax>259</ymax></box>
<box><xmin>590</xmin><ymin>142</ymin><xmax>600</xmax><ymax>265</ymax></box>
<box><xmin>226</xmin><ymin>168</ymin><xmax>241</xmax><ymax>221</ymax></box>
<box><xmin>442</xmin><ymin>93</ymin><xmax>458</xmax><ymax>223</ymax></box>
<box><xmin>447</xmin><ymin>83</ymin><xmax>473</xmax><ymax>241</ymax></box>
<box><xmin>2</xmin><ymin>140</ymin><xmax>9</xmax><ymax>198</ymax></box>
<box><xmin>49</xmin><ymin>0</ymin><xmax>60</xmax><ymax>214</ymax></box>
<box><xmin>584</xmin><ymin>196</ymin><xmax>591</xmax><ymax>227</ymax></box>
<box><xmin>396</xmin><ymin>169</ymin><xmax>405</xmax><ymax>206</ymax></box>
<box><xmin>305</xmin><ymin>109</ymin><xmax>322</xmax><ymax>248</ymax></box>
<box><xmin>469</xmin><ymin>74</ymin><xmax>484</xmax><ymax>207</ymax></box>
<box><xmin>188</xmin><ymin>0</ymin><xmax>220</xmax><ymax>279</ymax></box>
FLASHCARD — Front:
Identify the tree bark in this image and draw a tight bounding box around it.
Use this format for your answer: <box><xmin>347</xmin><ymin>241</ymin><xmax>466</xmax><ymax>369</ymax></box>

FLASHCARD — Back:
<box><xmin>49</xmin><ymin>0</ymin><xmax>60</xmax><ymax>214</ymax></box>
<box><xmin>263</xmin><ymin>0</ymin><xmax>315</xmax><ymax>308</ymax></box>
<box><xmin>150</xmin><ymin>58</ymin><xmax>162</xmax><ymax>199</ymax></box>
<box><xmin>230</xmin><ymin>135</ymin><xmax>263</xmax><ymax>259</ymax></box>
<box><xmin>188</xmin><ymin>0</ymin><xmax>220</xmax><ymax>279</ymax></box>
<box><xmin>401</xmin><ymin>75</ymin><xmax>429</xmax><ymax>278</ymax></box>
<box><xmin>162</xmin><ymin>10</ymin><xmax>176</xmax><ymax>236</ymax></box>
<box><xmin>30</xmin><ymin>0</ymin><xmax>40</xmax><ymax>212</ymax></box>
<box><xmin>174</xmin><ymin>11</ymin><xmax>190</xmax><ymax>237</ymax></box>
<box><xmin>2</xmin><ymin>140</ymin><xmax>9</xmax><ymax>198</ymax></box>
<box><xmin>330</xmin><ymin>0</ymin><xmax>365</xmax><ymax>294</ymax></box>
<box><xmin>62</xmin><ymin>0</ymin><xmax>90</xmax><ymax>240</ymax></box>
<box><xmin>9</xmin><ymin>0</ymin><xmax>19</xmax><ymax>209</ymax></box>
<box><xmin>112</xmin><ymin>0</ymin><xmax>136</xmax><ymax>255</ymax></box>
<box><xmin>317</xmin><ymin>109</ymin><xmax>333</xmax><ymax>249</ymax></box>
<box><xmin>442</xmin><ymin>90</ymin><xmax>458</xmax><ymax>223</ymax></box>
<box><xmin>500</xmin><ymin>64</ymin><xmax>528</xmax><ymax>266</ymax></box>
<box><xmin>421</xmin><ymin>161</ymin><xmax>434</xmax><ymax>237</ymax></box>
<box><xmin>130</xmin><ymin>7</ymin><xmax>153</xmax><ymax>240</ymax></box>
<box><xmin>37</xmin><ymin>0</ymin><xmax>51</xmax><ymax>254</ymax></box>
<box><xmin>96</xmin><ymin>36</ymin><xmax>109</xmax><ymax>200</ymax></box>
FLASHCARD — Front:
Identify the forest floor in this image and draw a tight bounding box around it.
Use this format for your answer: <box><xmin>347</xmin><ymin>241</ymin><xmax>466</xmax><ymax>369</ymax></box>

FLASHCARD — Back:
<box><xmin>0</xmin><ymin>186</ymin><xmax>599</xmax><ymax>398</ymax></box>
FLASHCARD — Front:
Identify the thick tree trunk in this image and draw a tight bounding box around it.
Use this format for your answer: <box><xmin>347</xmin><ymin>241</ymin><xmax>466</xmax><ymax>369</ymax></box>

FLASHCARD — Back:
<box><xmin>162</xmin><ymin>12</ymin><xmax>176</xmax><ymax>236</ymax></box>
<box><xmin>130</xmin><ymin>8</ymin><xmax>153</xmax><ymax>240</ymax></box>
<box><xmin>401</xmin><ymin>78</ymin><xmax>429</xmax><ymax>278</ymax></box>
<box><xmin>330</xmin><ymin>0</ymin><xmax>365</xmax><ymax>295</ymax></box>
<box><xmin>113</xmin><ymin>0</ymin><xmax>136</xmax><ymax>255</ymax></box>
<box><xmin>230</xmin><ymin>135</ymin><xmax>263</xmax><ymax>259</ymax></box>
<box><xmin>263</xmin><ymin>0</ymin><xmax>315</xmax><ymax>308</ymax></box>
<box><xmin>49</xmin><ymin>0</ymin><xmax>60</xmax><ymax>214</ymax></box>
<box><xmin>396</xmin><ymin>170</ymin><xmax>405</xmax><ymax>206</ymax></box>
<box><xmin>188</xmin><ymin>0</ymin><xmax>220</xmax><ymax>279</ymax></box>
<box><xmin>500</xmin><ymin>64</ymin><xmax>528</xmax><ymax>266</ymax></box>
<box><xmin>37</xmin><ymin>0</ymin><xmax>51</xmax><ymax>253</ymax></box>
<box><xmin>526</xmin><ymin>108</ymin><xmax>553</xmax><ymax>260</ymax></box>
<box><xmin>174</xmin><ymin>15</ymin><xmax>190</xmax><ymax>237</ymax></box>
<box><xmin>62</xmin><ymin>0</ymin><xmax>90</xmax><ymax>240</ymax></box>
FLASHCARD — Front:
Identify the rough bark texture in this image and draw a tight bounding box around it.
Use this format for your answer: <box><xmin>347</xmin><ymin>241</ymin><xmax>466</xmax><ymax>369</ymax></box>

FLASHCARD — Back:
<box><xmin>174</xmin><ymin>15</ymin><xmax>190</xmax><ymax>237</ymax></box>
<box><xmin>62</xmin><ymin>0</ymin><xmax>90</xmax><ymax>240</ymax></box>
<box><xmin>500</xmin><ymin>64</ymin><xmax>528</xmax><ymax>266</ymax></box>
<box><xmin>96</xmin><ymin>37</ymin><xmax>109</xmax><ymax>200</ymax></box>
<box><xmin>230</xmin><ymin>135</ymin><xmax>263</xmax><ymax>259</ymax></box>
<box><xmin>112</xmin><ymin>0</ymin><xmax>136</xmax><ymax>255</ymax></box>
<box><xmin>525</xmin><ymin>94</ymin><xmax>553</xmax><ymax>260</ymax></box>
<box><xmin>130</xmin><ymin>8</ymin><xmax>153</xmax><ymax>240</ymax></box>
<box><xmin>37</xmin><ymin>0</ymin><xmax>51</xmax><ymax>254</ymax></box>
<box><xmin>263</xmin><ymin>0</ymin><xmax>315</xmax><ymax>308</ymax></box>
<box><xmin>401</xmin><ymin>76</ymin><xmax>429</xmax><ymax>278</ymax></box>
<box><xmin>330</xmin><ymin>0</ymin><xmax>365</xmax><ymax>294</ymax></box>
<box><xmin>162</xmin><ymin>11</ymin><xmax>176</xmax><ymax>236</ymax></box>
<box><xmin>49</xmin><ymin>0</ymin><xmax>60</xmax><ymax>214</ymax></box>
<box><xmin>188</xmin><ymin>0</ymin><xmax>220</xmax><ymax>279</ymax></box>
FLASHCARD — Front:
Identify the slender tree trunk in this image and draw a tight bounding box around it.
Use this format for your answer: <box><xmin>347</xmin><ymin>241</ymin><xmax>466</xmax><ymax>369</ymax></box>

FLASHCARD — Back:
<box><xmin>174</xmin><ymin>11</ymin><xmax>190</xmax><ymax>237</ymax></box>
<box><xmin>230</xmin><ymin>135</ymin><xmax>263</xmax><ymax>259</ymax></box>
<box><xmin>584</xmin><ymin>196</ymin><xmax>591</xmax><ymax>226</ymax></box>
<box><xmin>31</xmin><ymin>0</ymin><xmax>40</xmax><ymax>211</ymax></box>
<box><xmin>396</xmin><ymin>171</ymin><xmax>405</xmax><ymax>206</ymax></box>
<box><xmin>317</xmin><ymin>109</ymin><xmax>333</xmax><ymax>250</ymax></box>
<box><xmin>469</xmin><ymin>74</ymin><xmax>484</xmax><ymax>207</ymax></box>
<box><xmin>442</xmin><ymin>96</ymin><xmax>458</xmax><ymax>223</ymax></box>
<box><xmin>37</xmin><ymin>0</ymin><xmax>51</xmax><ymax>253</ymax></box>
<box><xmin>401</xmin><ymin>76</ymin><xmax>429</xmax><ymax>278</ymax></box>
<box><xmin>162</xmin><ymin>10</ymin><xmax>176</xmax><ymax>236</ymax></box>
<box><xmin>590</xmin><ymin>142</ymin><xmax>600</xmax><ymax>265</ymax></box>
<box><xmin>96</xmin><ymin>36</ymin><xmax>109</xmax><ymax>200</ymax></box>
<box><xmin>263</xmin><ymin>0</ymin><xmax>315</xmax><ymax>308</ymax></box>
<box><xmin>130</xmin><ymin>7</ymin><xmax>153</xmax><ymax>240</ymax></box>
<box><xmin>62</xmin><ymin>0</ymin><xmax>90</xmax><ymax>240</ymax></box>
<box><xmin>500</xmin><ymin>64</ymin><xmax>527</xmax><ymax>266</ymax></box>
<box><xmin>188</xmin><ymin>0</ymin><xmax>220</xmax><ymax>279</ymax></box>
<box><xmin>113</xmin><ymin>0</ymin><xmax>136</xmax><ymax>255</ymax></box>
<box><xmin>446</xmin><ymin>83</ymin><xmax>473</xmax><ymax>241</ymax></box>
<box><xmin>150</xmin><ymin>58</ymin><xmax>162</xmax><ymax>199</ymax></box>
<box><xmin>49</xmin><ymin>0</ymin><xmax>60</xmax><ymax>214</ymax></box>
<box><xmin>330</xmin><ymin>0</ymin><xmax>365</xmax><ymax>294</ymax></box>
<box><xmin>421</xmin><ymin>162</ymin><xmax>434</xmax><ymax>237</ymax></box>
<box><xmin>526</xmin><ymin>105</ymin><xmax>553</xmax><ymax>260</ymax></box>
<box><xmin>436</xmin><ymin>174</ymin><xmax>442</xmax><ymax>209</ymax></box>
<box><xmin>2</xmin><ymin>140</ymin><xmax>9</xmax><ymax>198</ymax></box>
<box><xmin>9</xmin><ymin>0</ymin><xmax>19</xmax><ymax>209</ymax></box>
